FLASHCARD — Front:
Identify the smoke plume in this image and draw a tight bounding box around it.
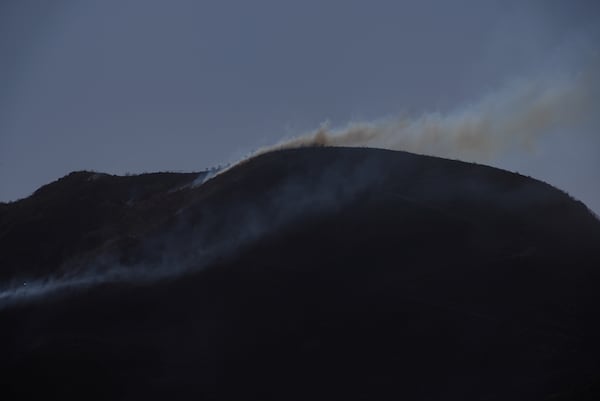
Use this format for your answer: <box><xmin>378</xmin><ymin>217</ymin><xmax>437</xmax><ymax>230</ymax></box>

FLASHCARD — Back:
<box><xmin>224</xmin><ymin>64</ymin><xmax>597</xmax><ymax>173</ymax></box>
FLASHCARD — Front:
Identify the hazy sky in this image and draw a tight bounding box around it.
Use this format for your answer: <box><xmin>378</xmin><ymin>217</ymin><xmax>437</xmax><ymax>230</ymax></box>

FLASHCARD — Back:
<box><xmin>1</xmin><ymin>0</ymin><xmax>599</xmax><ymax>212</ymax></box>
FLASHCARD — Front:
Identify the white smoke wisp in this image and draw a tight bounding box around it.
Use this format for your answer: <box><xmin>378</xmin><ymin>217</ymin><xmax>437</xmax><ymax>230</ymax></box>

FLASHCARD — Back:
<box><xmin>0</xmin><ymin>267</ymin><xmax>144</xmax><ymax>309</ymax></box>
<box><xmin>214</xmin><ymin>66</ymin><xmax>595</xmax><ymax>177</ymax></box>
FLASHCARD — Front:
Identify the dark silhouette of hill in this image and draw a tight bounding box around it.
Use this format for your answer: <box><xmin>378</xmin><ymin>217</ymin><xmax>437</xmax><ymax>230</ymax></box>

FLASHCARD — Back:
<box><xmin>1</xmin><ymin>147</ymin><xmax>599</xmax><ymax>400</ymax></box>
<box><xmin>0</xmin><ymin>171</ymin><xmax>202</xmax><ymax>280</ymax></box>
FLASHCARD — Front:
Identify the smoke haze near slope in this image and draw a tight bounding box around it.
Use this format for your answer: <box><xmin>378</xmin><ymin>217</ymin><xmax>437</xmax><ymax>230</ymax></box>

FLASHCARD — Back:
<box><xmin>252</xmin><ymin>64</ymin><xmax>594</xmax><ymax>160</ymax></box>
<box><xmin>221</xmin><ymin>57</ymin><xmax>599</xmax><ymax>214</ymax></box>
<box><xmin>0</xmin><ymin>153</ymin><xmax>386</xmax><ymax>307</ymax></box>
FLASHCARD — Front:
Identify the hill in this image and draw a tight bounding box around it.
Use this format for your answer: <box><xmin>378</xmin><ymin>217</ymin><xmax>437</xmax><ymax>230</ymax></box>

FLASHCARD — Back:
<box><xmin>1</xmin><ymin>147</ymin><xmax>600</xmax><ymax>400</ymax></box>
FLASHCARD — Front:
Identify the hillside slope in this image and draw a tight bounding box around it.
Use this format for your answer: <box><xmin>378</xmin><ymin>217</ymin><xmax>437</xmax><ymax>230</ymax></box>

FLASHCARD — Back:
<box><xmin>1</xmin><ymin>147</ymin><xmax>600</xmax><ymax>400</ymax></box>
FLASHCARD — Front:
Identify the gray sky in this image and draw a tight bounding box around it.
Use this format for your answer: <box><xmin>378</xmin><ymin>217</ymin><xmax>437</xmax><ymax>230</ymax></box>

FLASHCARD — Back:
<box><xmin>1</xmin><ymin>0</ymin><xmax>599</xmax><ymax>212</ymax></box>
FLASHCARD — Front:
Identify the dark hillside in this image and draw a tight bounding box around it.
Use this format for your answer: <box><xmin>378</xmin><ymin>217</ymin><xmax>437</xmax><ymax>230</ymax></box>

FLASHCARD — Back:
<box><xmin>0</xmin><ymin>171</ymin><xmax>202</xmax><ymax>280</ymax></box>
<box><xmin>1</xmin><ymin>147</ymin><xmax>599</xmax><ymax>400</ymax></box>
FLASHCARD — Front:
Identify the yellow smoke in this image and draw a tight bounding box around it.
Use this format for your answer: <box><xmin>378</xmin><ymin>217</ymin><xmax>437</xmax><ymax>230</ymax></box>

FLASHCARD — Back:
<box><xmin>263</xmin><ymin>70</ymin><xmax>592</xmax><ymax>163</ymax></box>
<box><xmin>210</xmin><ymin>59</ymin><xmax>597</xmax><ymax>181</ymax></box>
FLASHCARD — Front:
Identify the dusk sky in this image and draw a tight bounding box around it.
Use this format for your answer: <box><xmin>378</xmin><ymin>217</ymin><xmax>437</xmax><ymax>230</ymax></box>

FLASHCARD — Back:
<box><xmin>1</xmin><ymin>0</ymin><xmax>599</xmax><ymax>212</ymax></box>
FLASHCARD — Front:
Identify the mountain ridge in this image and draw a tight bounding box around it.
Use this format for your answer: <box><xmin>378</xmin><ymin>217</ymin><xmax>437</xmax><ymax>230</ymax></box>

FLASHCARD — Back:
<box><xmin>1</xmin><ymin>147</ymin><xmax>599</xmax><ymax>400</ymax></box>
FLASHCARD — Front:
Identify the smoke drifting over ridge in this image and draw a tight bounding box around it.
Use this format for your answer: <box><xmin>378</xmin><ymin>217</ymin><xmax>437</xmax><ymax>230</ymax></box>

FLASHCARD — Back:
<box><xmin>0</xmin><ymin>152</ymin><xmax>386</xmax><ymax>308</ymax></box>
<box><xmin>248</xmin><ymin>64</ymin><xmax>597</xmax><ymax>166</ymax></box>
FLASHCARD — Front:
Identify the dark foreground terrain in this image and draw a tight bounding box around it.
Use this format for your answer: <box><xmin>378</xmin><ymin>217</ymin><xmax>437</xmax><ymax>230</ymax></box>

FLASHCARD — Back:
<box><xmin>1</xmin><ymin>147</ymin><xmax>600</xmax><ymax>400</ymax></box>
